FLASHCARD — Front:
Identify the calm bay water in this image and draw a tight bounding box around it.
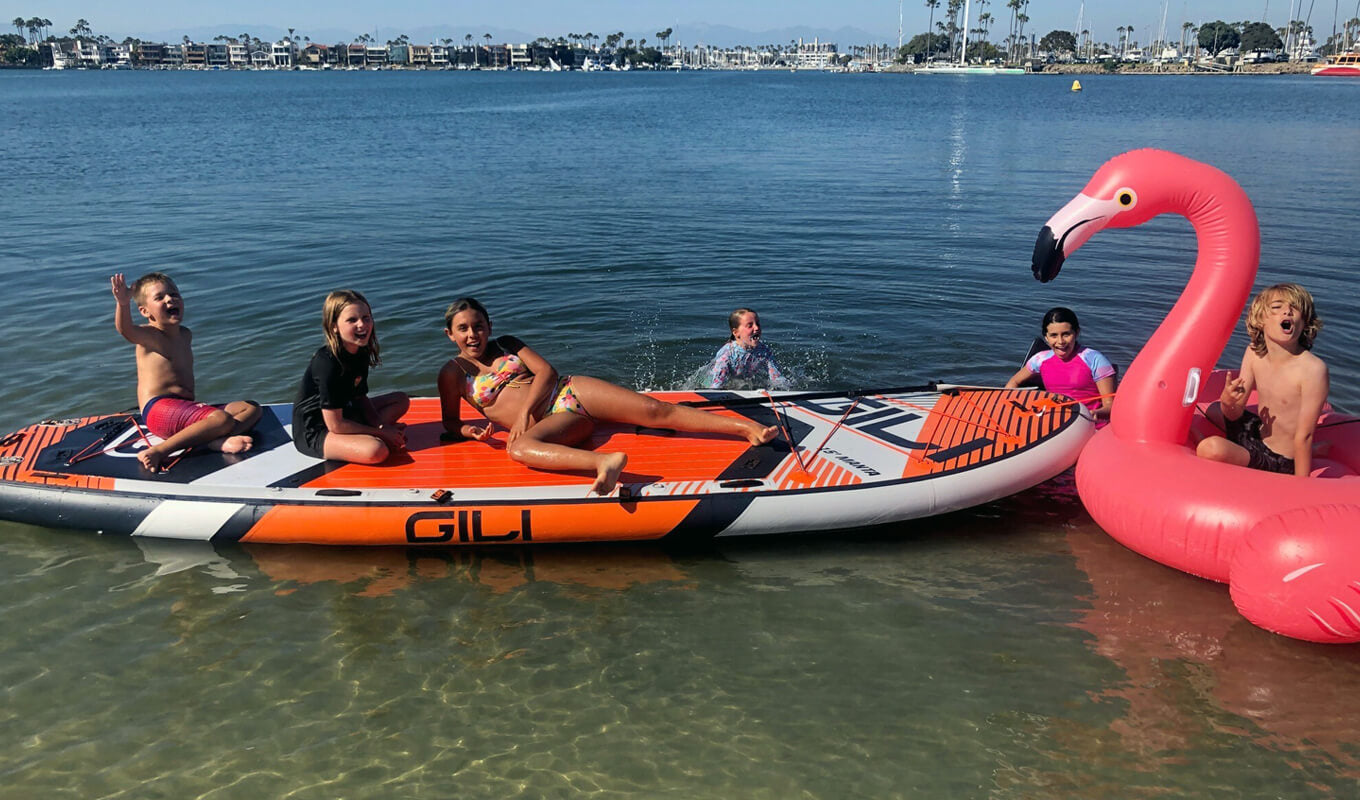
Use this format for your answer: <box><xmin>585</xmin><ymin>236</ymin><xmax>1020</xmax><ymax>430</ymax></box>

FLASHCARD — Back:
<box><xmin>2</xmin><ymin>70</ymin><xmax>1359</xmax><ymax>797</ymax></box>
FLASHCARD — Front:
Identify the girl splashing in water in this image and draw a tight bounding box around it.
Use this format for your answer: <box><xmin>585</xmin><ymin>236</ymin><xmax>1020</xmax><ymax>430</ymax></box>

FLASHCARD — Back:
<box><xmin>704</xmin><ymin>307</ymin><xmax>791</xmax><ymax>390</ymax></box>
<box><xmin>1005</xmin><ymin>306</ymin><xmax>1116</xmax><ymax>421</ymax></box>
<box><xmin>438</xmin><ymin>298</ymin><xmax>778</xmax><ymax>494</ymax></box>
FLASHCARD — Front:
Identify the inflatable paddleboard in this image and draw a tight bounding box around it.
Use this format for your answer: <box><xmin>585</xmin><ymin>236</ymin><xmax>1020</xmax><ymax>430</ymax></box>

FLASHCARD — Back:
<box><xmin>0</xmin><ymin>385</ymin><xmax>1092</xmax><ymax>545</ymax></box>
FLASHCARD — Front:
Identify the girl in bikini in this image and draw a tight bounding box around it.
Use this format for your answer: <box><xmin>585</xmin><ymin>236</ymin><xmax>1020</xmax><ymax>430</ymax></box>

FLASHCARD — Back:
<box><xmin>1005</xmin><ymin>306</ymin><xmax>1116</xmax><ymax>421</ymax></box>
<box><xmin>437</xmin><ymin>298</ymin><xmax>778</xmax><ymax>495</ymax></box>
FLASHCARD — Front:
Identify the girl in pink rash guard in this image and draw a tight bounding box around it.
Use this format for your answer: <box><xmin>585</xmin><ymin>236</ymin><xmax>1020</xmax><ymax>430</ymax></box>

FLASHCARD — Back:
<box><xmin>1006</xmin><ymin>307</ymin><xmax>1116</xmax><ymax>422</ymax></box>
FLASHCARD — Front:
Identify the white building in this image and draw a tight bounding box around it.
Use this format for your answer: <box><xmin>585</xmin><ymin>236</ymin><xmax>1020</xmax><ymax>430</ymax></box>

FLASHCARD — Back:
<box><xmin>272</xmin><ymin>39</ymin><xmax>296</xmax><ymax>67</ymax></box>
<box><xmin>793</xmin><ymin>38</ymin><xmax>837</xmax><ymax>69</ymax></box>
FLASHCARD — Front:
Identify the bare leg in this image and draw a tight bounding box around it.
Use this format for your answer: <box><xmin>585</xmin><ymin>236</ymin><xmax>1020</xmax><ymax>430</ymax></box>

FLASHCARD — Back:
<box><xmin>1195</xmin><ymin>436</ymin><xmax>1251</xmax><ymax>466</ymax></box>
<box><xmin>569</xmin><ymin>376</ymin><xmax>777</xmax><ymax>445</ymax></box>
<box><xmin>369</xmin><ymin>392</ymin><xmax>410</xmax><ymax>426</ymax></box>
<box><xmin>206</xmin><ymin>401</ymin><xmax>262</xmax><ymax>455</ymax></box>
<box><xmin>141</xmin><ymin>406</ymin><xmax>245</xmax><ymax>472</ymax></box>
<box><xmin>506</xmin><ymin>412</ymin><xmax>628</xmax><ymax>494</ymax></box>
<box><xmin>322</xmin><ymin>432</ymin><xmax>390</xmax><ymax>465</ymax></box>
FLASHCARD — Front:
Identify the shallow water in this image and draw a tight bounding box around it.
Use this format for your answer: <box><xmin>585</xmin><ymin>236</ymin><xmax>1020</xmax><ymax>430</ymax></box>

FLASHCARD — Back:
<box><xmin>2</xmin><ymin>70</ymin><xmax>1359</xmax><ymax>797</ymax></box>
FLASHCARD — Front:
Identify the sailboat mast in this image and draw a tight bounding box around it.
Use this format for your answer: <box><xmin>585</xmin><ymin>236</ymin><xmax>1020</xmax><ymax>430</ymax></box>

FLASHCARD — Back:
<box><xmin>961</xmin><ymin>0</ymin><xmax>971</xmax><ymax>64</ymax></box>
<box><xmin>1076</xmin><ymin>1</ymin><xmax>1085</xmax><ymax>57</ymax></box>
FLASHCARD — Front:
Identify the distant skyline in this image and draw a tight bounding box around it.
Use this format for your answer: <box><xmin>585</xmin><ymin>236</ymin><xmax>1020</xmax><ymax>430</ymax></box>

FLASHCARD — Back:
<box><xmin>5</xmin><ymin>1</ymin><xmax>1350</xmax><ymax>45</ymax></box>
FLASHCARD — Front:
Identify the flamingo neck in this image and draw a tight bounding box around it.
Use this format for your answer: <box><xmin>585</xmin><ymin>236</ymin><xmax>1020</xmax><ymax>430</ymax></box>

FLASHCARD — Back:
<box><xmin>1111</xmin><ymin>168</ymin><xmax>1260</xmax><ymax>444</ymax></box>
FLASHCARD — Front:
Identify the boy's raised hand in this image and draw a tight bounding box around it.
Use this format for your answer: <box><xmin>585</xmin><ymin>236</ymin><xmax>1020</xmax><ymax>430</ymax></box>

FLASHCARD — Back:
<box><xmin>111</xmin><ymin>273</ymin><xmax>131</xmax><ymax>305</ymax></box>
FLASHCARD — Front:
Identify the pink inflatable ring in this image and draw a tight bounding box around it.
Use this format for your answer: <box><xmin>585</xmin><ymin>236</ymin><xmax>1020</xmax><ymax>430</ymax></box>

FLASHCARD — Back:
<box><xmin>1032</xmin><ymin>149</ymin><xmax>1360</xmax><ymax>644</ymax></box>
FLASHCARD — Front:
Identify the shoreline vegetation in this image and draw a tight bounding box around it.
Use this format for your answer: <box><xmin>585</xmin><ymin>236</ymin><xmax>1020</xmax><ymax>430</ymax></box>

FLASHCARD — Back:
<box><xmin>4</xmin><ymin>14</ymin><xmax>1354</xmax><ymax>74</ymax></box>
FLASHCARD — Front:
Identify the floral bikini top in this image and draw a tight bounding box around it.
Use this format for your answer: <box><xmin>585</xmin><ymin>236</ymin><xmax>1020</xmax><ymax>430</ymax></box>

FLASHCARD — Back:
<box><xmin>462</xmin><ymin>343</ymin><xmax>534</xmax><ymax>410</ymax></box>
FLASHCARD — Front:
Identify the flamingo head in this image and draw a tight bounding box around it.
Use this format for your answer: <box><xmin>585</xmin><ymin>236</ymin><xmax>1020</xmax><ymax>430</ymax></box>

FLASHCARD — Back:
<box><xmin>1032</xmin><ymin>150</ymin><xmax>1175</xmax><ymax>283</ymax></box>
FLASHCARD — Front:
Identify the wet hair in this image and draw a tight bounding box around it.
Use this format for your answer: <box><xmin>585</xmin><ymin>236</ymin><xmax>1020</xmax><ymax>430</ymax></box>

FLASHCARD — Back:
<box><xmin>131</xmin><ymin>272</ymin><xmax>177</xmax><ymax>305</ymax></box>
<box><xmin>728</xmin><ymin>307</ymin><xmax>758</xmax><ymax>341</ymax></box>
<box><xmin>321</xmin><ymin>289</ymin><xmax>381</xmax><ymax>367</ymax></box>
<box><xmin>444</xmin><ymin>297</ymin><xmax>489</xmax><ymax>330</ymax></box>
<box><xmin>1246</xmin><ymin>283</ymin><xmax>1321</xmax><ymax>357</ymax></box>
<box><xmin>1041</xmin><ymin>307</ymin><xmax>1081</xmax><ymax>335</ymax></box>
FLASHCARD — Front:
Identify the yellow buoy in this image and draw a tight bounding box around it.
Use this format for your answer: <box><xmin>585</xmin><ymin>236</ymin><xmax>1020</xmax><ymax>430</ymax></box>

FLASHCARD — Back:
<box><xmin>1071</xmin><ymin>79</ymin><xmax>1083</xmax><ymax>92</ymax></box>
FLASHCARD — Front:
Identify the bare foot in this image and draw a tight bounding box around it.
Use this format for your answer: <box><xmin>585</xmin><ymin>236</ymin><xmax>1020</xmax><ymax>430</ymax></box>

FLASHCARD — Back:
<box><xmin>220</xmin><ymin>435</ymin><xmax>254</xmax><ymax>454</ymax></box>
<box><xmin>138</xmin><ymin>447</ymin><xmax>167</xmax><ymax>472</ymax></box>
<box><xmin>592</xmin><ymin>452</ymin><xmax>628</xmax><ymax>495</ymax></box>
<box><xmin>746</xmin><ymin>424</ymin><xmax>779</xmax><ymax>446</ymax></box>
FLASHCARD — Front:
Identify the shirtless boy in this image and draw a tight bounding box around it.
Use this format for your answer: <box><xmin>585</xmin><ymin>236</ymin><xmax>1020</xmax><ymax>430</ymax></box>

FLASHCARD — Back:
<box><xmin>111</xmin><ymin>272</ymin><xmax>261</xmax><ymax>472</ymax></box>
<box><xmin>1196</xmin><ymin>283</ymin><xmax>1329</xmax><ymax>477</ymax></box>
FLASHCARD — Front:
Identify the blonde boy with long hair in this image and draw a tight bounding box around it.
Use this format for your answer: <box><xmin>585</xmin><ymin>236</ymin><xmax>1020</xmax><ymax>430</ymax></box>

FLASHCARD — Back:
<box><xmin>1197</xmin><ymin>283</ymin><xmax>1329</xmax><ymax>477</ymax></box>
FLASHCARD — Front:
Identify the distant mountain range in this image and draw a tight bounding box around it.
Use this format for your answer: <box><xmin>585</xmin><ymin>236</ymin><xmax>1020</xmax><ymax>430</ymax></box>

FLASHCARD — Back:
<box><xmin>123</xmin><ymin>22</ymin><xmax>895</xmax><ymax>48</ymax></box>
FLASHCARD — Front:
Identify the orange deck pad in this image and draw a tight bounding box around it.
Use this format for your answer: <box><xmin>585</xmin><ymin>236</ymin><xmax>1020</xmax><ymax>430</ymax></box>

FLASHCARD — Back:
<box><xmin>301</xmin><ymin>396</ymin><xmax>760</xmax><ymax>492</ymax></box>
<box><xmin>899</xmin><ymin>389</ymin><xmax>1074</xmax><ymax>478</ymax></box>
<box><xmin>2</xmin><ymin>417</ymin><xmax>116</xmax><ymax>491</ymax></box>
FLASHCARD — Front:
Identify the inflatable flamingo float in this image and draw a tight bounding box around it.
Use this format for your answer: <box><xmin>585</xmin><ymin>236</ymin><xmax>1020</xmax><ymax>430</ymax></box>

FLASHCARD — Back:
<box><xmin>1031</xmin><ymin>149</ymin><xmax>1360</xmax><ymax>644</ymax></box>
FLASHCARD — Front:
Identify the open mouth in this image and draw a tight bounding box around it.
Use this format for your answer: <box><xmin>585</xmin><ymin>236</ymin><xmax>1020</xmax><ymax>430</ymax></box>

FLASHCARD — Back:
<box><xmin>1281</xmin><ymin>319</ymin><xmax>1294</xmax><ymax>333</ymax></box>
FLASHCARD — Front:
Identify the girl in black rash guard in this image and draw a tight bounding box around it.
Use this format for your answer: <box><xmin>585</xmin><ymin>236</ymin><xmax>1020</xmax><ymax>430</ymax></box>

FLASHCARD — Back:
<box><xmin>294</xmin><ymin>289</ymin><xmax>409</xmax><ymax>464</ymax></box>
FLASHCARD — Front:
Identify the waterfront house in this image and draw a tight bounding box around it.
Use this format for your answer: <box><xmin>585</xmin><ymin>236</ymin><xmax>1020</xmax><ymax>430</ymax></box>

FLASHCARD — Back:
<box><xmin>205</xmin><ymin>43</ymin><xmax>230</xmax><ymax>68</ymax></box>
<box><xmin>365</xmin><ymin>45</ymin><xmax>388</xmax><ymax>67</ymax></box>
<box><xmin>508</xmin><ymin>43</ymin><xmax>531</xmax><ymax>68</ymax></box>
<box><xmin>64</xmin><ymin>39</ymin><xmax>104</xmax><ymax>68</ymax></box>
<box><xmin>431</xmin><ymin>45</ymin><xmax>449</xmax><ymax>67</ymax></box>
<box><xmin>250</xmin><ymin>49</ymin><xmax>271</xmax><ymax>68</ymax></box>
<box><xmin>272</xmin><ymin>39</ymin><xmax>295</xmax><ymax>68</ymax></box>
<box><xmin>486</xmin><ymin>43</ymin><xmax>508</xmax><ymax>68</ymax></box>
<box><xmin>344</xmin><ymin>44</ymin><xmax>367</xmax><ymax>67</ymax></box>
<box><xmin>298</xmin><ymin>43</ymin><xmax>331</xmax><ymax>67</ymax></box>
<box><xmin>46</xmin><ymin>41</ymin><xmax>73</xmax><ymax>68</ymax></box>
<box><xmin>388</xmin><ymin>43</ymin><xmax>433</xmax><ymax>67</ymax></box>
<box><xmin>185</xmin><ymin>43</ymin><xmax>207</xmax><ymax>68</ymax></box>
<box><xmin>229</xmin><ymin>43</ymin><xmax>247</xmax><ymax>67</ymax></box>
<box><xmin>135</xmin><ymin>42</ymin><xmax>162</xmax><ymax>66</ymax></box>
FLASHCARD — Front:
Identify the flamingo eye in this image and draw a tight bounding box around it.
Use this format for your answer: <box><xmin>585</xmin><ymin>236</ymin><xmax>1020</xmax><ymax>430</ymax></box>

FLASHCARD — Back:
<box><xmin>1116</xmin><ymin>188</ymin><xmax>1137</xmax><ymax>208</ymax></box>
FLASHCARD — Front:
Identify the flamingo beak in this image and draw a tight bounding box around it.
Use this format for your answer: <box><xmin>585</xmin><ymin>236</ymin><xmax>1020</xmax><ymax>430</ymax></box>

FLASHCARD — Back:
<box><xmin>1031</xmin><ymin>192</ymin><xmax>1110</xmax><ymax>284</ymax></box>
<box><xmin>1032</xmin><ymin>226</ymin><xmax>1064</xmax><ymax>283</ymax></box>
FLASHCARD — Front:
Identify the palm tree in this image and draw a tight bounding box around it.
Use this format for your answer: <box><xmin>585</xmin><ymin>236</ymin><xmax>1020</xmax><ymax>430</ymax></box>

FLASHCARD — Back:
<box><xmin>12</xmin><ymin>17</ymin><xmax>26</xmax><ymax>42</ymax></box>
<box><xmin>925</xmin><ymin>0</ymin><xmax>940</xmax><ymax>61</ymax></box>
<box><xmin>946</xmin><ymin>0</ymin><xmax>963</xmax><ymax>61</ymax></box>
<box><xmin>483</xmin><ymin>33</ymin><xmax>492</xmax><ymax>67</ymax></box>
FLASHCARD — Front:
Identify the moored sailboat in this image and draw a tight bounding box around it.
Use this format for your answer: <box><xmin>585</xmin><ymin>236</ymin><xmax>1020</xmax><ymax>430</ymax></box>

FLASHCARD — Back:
<box><xmin>917</xmin><ymin>0</ymin><xmax>1025</xmax><ymax>74</ymax></box>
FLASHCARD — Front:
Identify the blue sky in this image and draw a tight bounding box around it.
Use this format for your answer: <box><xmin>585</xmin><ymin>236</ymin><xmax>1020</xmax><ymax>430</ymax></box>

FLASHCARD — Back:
<box><xmin>4</xmin><ymin>1</ymin><xmax>1343</xmax><ymax>44</ymax></box>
